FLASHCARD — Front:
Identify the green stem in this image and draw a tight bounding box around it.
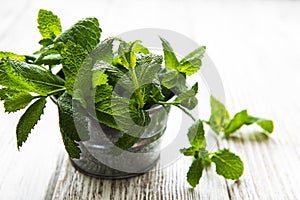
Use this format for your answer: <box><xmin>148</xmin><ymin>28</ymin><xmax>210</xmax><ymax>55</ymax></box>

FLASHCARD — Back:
<box><xmin>131</xmin><ymin>68</ymin><xmax>144</xmax><ymax>108</ymax></box>
<box><xmin>176</xmin><ymin>105</ymin><xmax>196</xmax><ymax>122</ymax></box>
<box><xmin>32</xmin><ymin>87</ymin><xmax>66</xmax><ymax>99</ymax></box>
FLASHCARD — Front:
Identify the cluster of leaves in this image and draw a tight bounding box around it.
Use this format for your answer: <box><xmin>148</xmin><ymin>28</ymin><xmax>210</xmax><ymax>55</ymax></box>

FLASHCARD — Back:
<box><xmin>0</xmin><ymin>9</ymin><xmax>274</xmax><ymax>188</ymax></box>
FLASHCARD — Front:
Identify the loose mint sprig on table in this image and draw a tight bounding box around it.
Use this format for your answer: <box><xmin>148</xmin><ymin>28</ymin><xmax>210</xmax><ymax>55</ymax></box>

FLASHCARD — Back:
<box><xmin>0</xmin><ymin>9</ymin><xmax>274</xmax><ymax>188</ymax></box>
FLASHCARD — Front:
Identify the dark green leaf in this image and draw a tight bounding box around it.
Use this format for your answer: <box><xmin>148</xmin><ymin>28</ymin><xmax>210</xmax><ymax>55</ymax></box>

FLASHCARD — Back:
<box><xmin>175</xmin><ymin>83</ymin><xmax>198</xmax><ymax>110</ymax></box>
<box><xmin>37</xmin><ymin>9</ymin><xmax>62</xmax><ymax>40</ymax></box>
<box><xmin>16</xmin><ymin>98</ymin><xmax>46</xmax><ymax>148</ymax></box>
<box><xmin>0</xmin><ymin>58</ymin><xmax>65</xmax><ymax>95</ymax></box>
<box><xmin>54</xmin><ymin>17</ymin><xmax>101</xmax><ymax>53</ymax></box>
<box><xmin>178</xmin><ymin>46</ymin><xmax>206</xmax><ymax>76</ymax></box>
<box><xmin>161</xmin><ymin>70</ymin><xmax>187</xmax><ymax>93</ymax></box>
<box><xmin>187</xmin><ymin>158</ymin><xmax>204</xmax><ymax>188</ymax></box>
<box><xmin>90</xmin><ymin>38</ymin><xmax>115</xmax><ymax>64</ymax></box>
<box><xmin>211</xmin><ymin>149</ymin><xmax>244</xmax><ymax>180</ymax></box>
<box><xmin>209</xmin><ymin>96</ymin><xmax>230</xmax><ymax>134</ymax></box>
<box><xmin>160</xmin><ymin>37</ymin><xmax>179</xmax><ymax>70</ymax></box>
<box><xmin>114</xmin><ymin>133</ymin><xmax>139</xmax><ymax>151</ymax></box>
<box><xmin>57</xmin><ymin>92</ymin><xmax>90</xmax><ymax>158</ymax></box>
<box><xmin>61</xmin><ymin>41</ymin><xmax>89</xmax><ymax>94</ymax></box>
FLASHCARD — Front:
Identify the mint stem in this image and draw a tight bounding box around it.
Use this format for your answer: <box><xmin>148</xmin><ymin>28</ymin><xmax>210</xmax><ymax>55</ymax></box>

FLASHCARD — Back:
<box><xmin>176</xmin><ymin>105</ymin><xmax>196</xmax><ymax>122</ymax></box>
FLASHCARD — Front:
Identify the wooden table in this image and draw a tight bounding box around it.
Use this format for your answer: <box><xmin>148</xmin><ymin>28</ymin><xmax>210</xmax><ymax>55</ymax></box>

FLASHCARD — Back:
<box><xmin>1</xmin><ymin>0</ymin><xmax>300</xmax><ymax>199</ymax></box>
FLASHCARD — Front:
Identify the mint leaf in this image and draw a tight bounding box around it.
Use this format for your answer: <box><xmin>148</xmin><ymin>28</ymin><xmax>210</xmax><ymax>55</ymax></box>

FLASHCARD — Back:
<box><xmin>224</xmin><ymin>110</ymin><xmax>274</xmax><ymax>135</ymax></box>
<box><xmin>114</xmin><ymin>132</ymin><xmax>139</xmax><ymax>151</ymax></box>
<box><xmin>187</xmin><ymin>158</ymin><xmax>204</xmax><ymax>188</ymax></box>
<box><xmin>178</xmin><ymin>46</ymin><xmax>205</xmax><ymax>76</ymax></box>
<box><xmin>54</xmin><ymin>17</ymin><xmax>101</xmax><ymax>53</ymax></box>
<box><xmin>3</xmin><ymin>91</ymin><xmax>33</xmax><ymax>113</ymax></box>
<box><xmin>16</xmin><ymin>98</ymin><xmax>46</xmax><ymax>148</ymax></box>
<box><xmin>57</xmin><ymin>92</ymin><xmax>89</xmax><ymax>158</ymax></box>
<box><xmin>211</xmin><ymin>149</ymin><xmax>244</xmax><ymax>180</ymax></box>
<box><xmin>187</xmin><ymin>119</ymin><xmax>206</xmax><ymax>149</ymax></box>
<box><xmin>94</xmin><ymin>84</ymin><xmax>113</xmax><ymax>103</ymax></box>
<box><xmin>0</xmin><ymin>51</ymin><xmax>26</xmax><ymax>61</ymax></box>
<box><xmin>61</xmin><ymin>41</ymin><xmax>89</xmax><ymax>94</ymax></box>
<box><xmin>175</xmin><ymin>83</ymin><xmax>198</xmax><ymax>110</ymax></box>
<box><xmin>180</xmin><ymin>146</ymin><xmax>197</xmax><ymax>157</ymax></box>
<box><xmin>0</xmin><ymin>58</ymin><xmax>65</xmax><ymax>95</ymax></box>
<box><xmin>161</xmin><ymin>70</ymin><xmax>187</xmax><ymax>94</ymax></box>
<box><xmin>136</xmin><ymin>53</ymin><xmax>163</xmax><ymax>66</ymax></box>
<box><xmin>209</xmin><ymin>96</ymin><xmax>230</xmax><ymax>134</ymax></box>
<box><xmin>37</xmin><ymin>9</ymin><xmax>62</xmax><ymax>40</ymax></box>
<box><xmin>91</xmin><ymin>38</ymin><xmax>115</xmax><ymax>64</ymax></box>
<box><xmin>160</xmin><ymin>37</ymin><xmax>179</xmax><ymax>70</ymax></box>
<box><xmin>114</xmin><ymin>40</ymin><xmax>148</xmax><ymax>69</ymax></box>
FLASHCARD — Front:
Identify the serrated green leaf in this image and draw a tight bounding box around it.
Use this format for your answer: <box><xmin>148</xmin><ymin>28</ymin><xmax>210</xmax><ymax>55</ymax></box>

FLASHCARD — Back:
<box><xmin>0</xmin><ymin>51</ymin><xmax>26</xmax><ymax>61</ymax></box>
<box><xmin>224</xmin><ymin>110</ymin><xmax>274</xmax><ymax>135</ymax></box>
<box><xmin>136</xmin><ymin>53</ymin><xmax>163</xmax><ymax>66</ymax></box>
<box><xmin>61</xmin><ymin>41</ymin><xmax>89</xmax><ymax>94</ymax></box>
<box><xmin>211</xmin><ymin>149</ymin><xmax>244</xmax><ymax>180</ymax></box>
<box><xmin>187</xmin><ymin>158</ymin><xmax>204</xmax><ymax>188</ymax></box>
<box><xmin>160</xmin><ymin>37</ymin><xmax>179</xmax><ymax>70</ymax></box>
<box><xmin>175</xmin><ymin>83</ymin><xmax>198</xmax><ymax>110</ymax></box>
<box><xmin>114</xmin><ymin>40</ymin><xmax>147</xmax><ymax>69</ymax></box>
<box><xmin>180</xmin><ymin>146</ymin><xmax>197</xmax><ymax>157</ymax></box>
<box><xmin>0</xmin><ymin>58</ymin><xmax>65</xmax><ymax>95</ymax></box>
<box><xmin>16</xmin><ymin>98</ymin><xmax>46</xmax><ymax>148</ymax></box>
<box><xmin>37</xmin><ymin>9</ymin><xmax>62</xmax><ymax>40</ymax></box>
<box><xmin>4</xmin><ymin>92</ymin><xmax>33</xmax><ymax>113</ymax></box>
<box><xmin>209</xmin><ymin>96</ymin><xmax>230</xmax><ymax>134</ymax></box>
<box><xmin>57</xmin><ymin>92</ymin><xmax>90</xmax><ymax>159</ymax></box>
<box><xmin>178</xmin><ymin>46</ymin><xmax>206</xmax><ymax>76</ymax></box>
<box><xmin>91</xmin><ymin>38</ymin><xmax>115</xmax><ymax>64</ymax></box>
<box><xmin>161</xmin><ymin>70</ymin><xmax>187</xmax><ymax>94</ymax></box>
<box><xmin>114</xmin><ymin>132</ymin><xmax>139</xmax><ymax>151</ymax></box>
<box><xmin>187</xmin><ymin>119</ymin><xmax>206</xmax><ymax>149</ymax></box>
<box><xmin>54</xmin><ymin>17</ymin><xmax>101</xmax><ymax>53</ymax></box>
<box><xmin>94</xmin><ymin>84</ymin><xmax>113</xmax><ymax>103</ymax></box>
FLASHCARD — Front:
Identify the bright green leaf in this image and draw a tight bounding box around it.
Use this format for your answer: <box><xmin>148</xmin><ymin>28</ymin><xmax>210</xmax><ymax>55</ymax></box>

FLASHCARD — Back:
<box><xmin>178</xmin><ymin>46</ymin><xmax>206</xmax><ymax>76</ymax></box>
<box><xmin>160</xmin><ymin>37</ymin><xmax>179</xmax><ymax>70</ymax></box>
<box><xmin>54</xmin><ymin>17</ymin><xmax>101</xmax><ymax>53</ymax></box>
<box><xmin>211</xmin><ymin>148</ymin><xmax>244</xmax><ymax>180</ymax></box>
<box><xmin>0</xmin><ymin>58</ymin><xmax>65</xmax><ymax>95</ymax></box>
<box><xmin>187</xmin><ymin>158</ymin><xmax>204</xmax><ymax>188</ymax></box>
<box><xmin>61</xmin><ymin>41</ymin><xmax>89</xmax><ymax>94</ymax></box>
<box><xmin>209</xmin><ymin>96</ymin><xmax>230</xmax><ymax>134</ymax></box>
<box><xmin>187</xmin><ymin>119</ymin><xmax>206</xmax><ymax>149</ymax></box>
<box><xmin>224</xmin><ymin>110</ymin><xmax>274</xmax><ymax>135</ymax></box>
<box><xmin>37</xmin><ymin>9</ymin><xmax>62</xmax><ymax>40</ymax></box>
<box><xmin>4</xmin><ymin>92</ymin><xmax>33</xmax><ymax>113</ymax></box>
<box><xmin>0</xmin><ymin>51</ymin><xmax>26</xmax><ymax>61</ymax></box>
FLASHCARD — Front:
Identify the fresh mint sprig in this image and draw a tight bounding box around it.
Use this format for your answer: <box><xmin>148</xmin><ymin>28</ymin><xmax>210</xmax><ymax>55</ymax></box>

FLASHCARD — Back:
<box><xmin>0</xmin><ymin>9</ymin><xmax>274</xmax><ymax>189</ymax></box>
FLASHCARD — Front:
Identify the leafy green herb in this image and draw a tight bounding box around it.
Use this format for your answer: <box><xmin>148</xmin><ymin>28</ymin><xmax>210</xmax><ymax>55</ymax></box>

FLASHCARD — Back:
<box><xmin>61</xmin><ymin>41</ymin><xmax>89</xmax><ymax>94</ymax></box>
<box><xmin>209</xmin><ymin>96</ymin><xmax>230</xmax><ymax>134</ymax></box>
<box><xmin>187</xmin><ymin>158</ymin><xmax>204</xmax><ymax>188</ymax></box>
<box><xmin>37</xmin><ymin>9</ymin><xmax>62</xmax><ymax>41</ymax></box>
<box><xmin>16</xmin><ymin>98</ymin><xmax>46</xmax><ymax>148</ymax></box>
<box><xmin>211</xmin><ymin>149</ymin><xmax>244</xmax><ymax>180</ymax></box>
<box><xmin>0</xmin><ymin>51</ymin><xmax>26</xmax><ymax>61</ymax></box>
<box><xmin>209</xmin><ymin>96</ymin><xmax>274</xmax><ymax>135</ymax></box>
<box><xmin>0</xmin><ymin>9</ymin><xmax>274</xmax><ymax>190</ymax></box>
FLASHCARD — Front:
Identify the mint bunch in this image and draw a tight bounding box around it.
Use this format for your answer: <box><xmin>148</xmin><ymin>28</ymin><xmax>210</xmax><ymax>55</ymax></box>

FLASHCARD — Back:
<box><xmin>0</xmin><ymin>9</ymin><xmax>274</xmax><ymax>188</ymax></box>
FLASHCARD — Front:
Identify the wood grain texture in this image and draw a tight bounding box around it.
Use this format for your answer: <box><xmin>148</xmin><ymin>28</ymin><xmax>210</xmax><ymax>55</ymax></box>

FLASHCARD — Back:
<box><xmin>1</xmin><ymin>0</ymin><xmax>300</xmax><ymax>199</ymax></box>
